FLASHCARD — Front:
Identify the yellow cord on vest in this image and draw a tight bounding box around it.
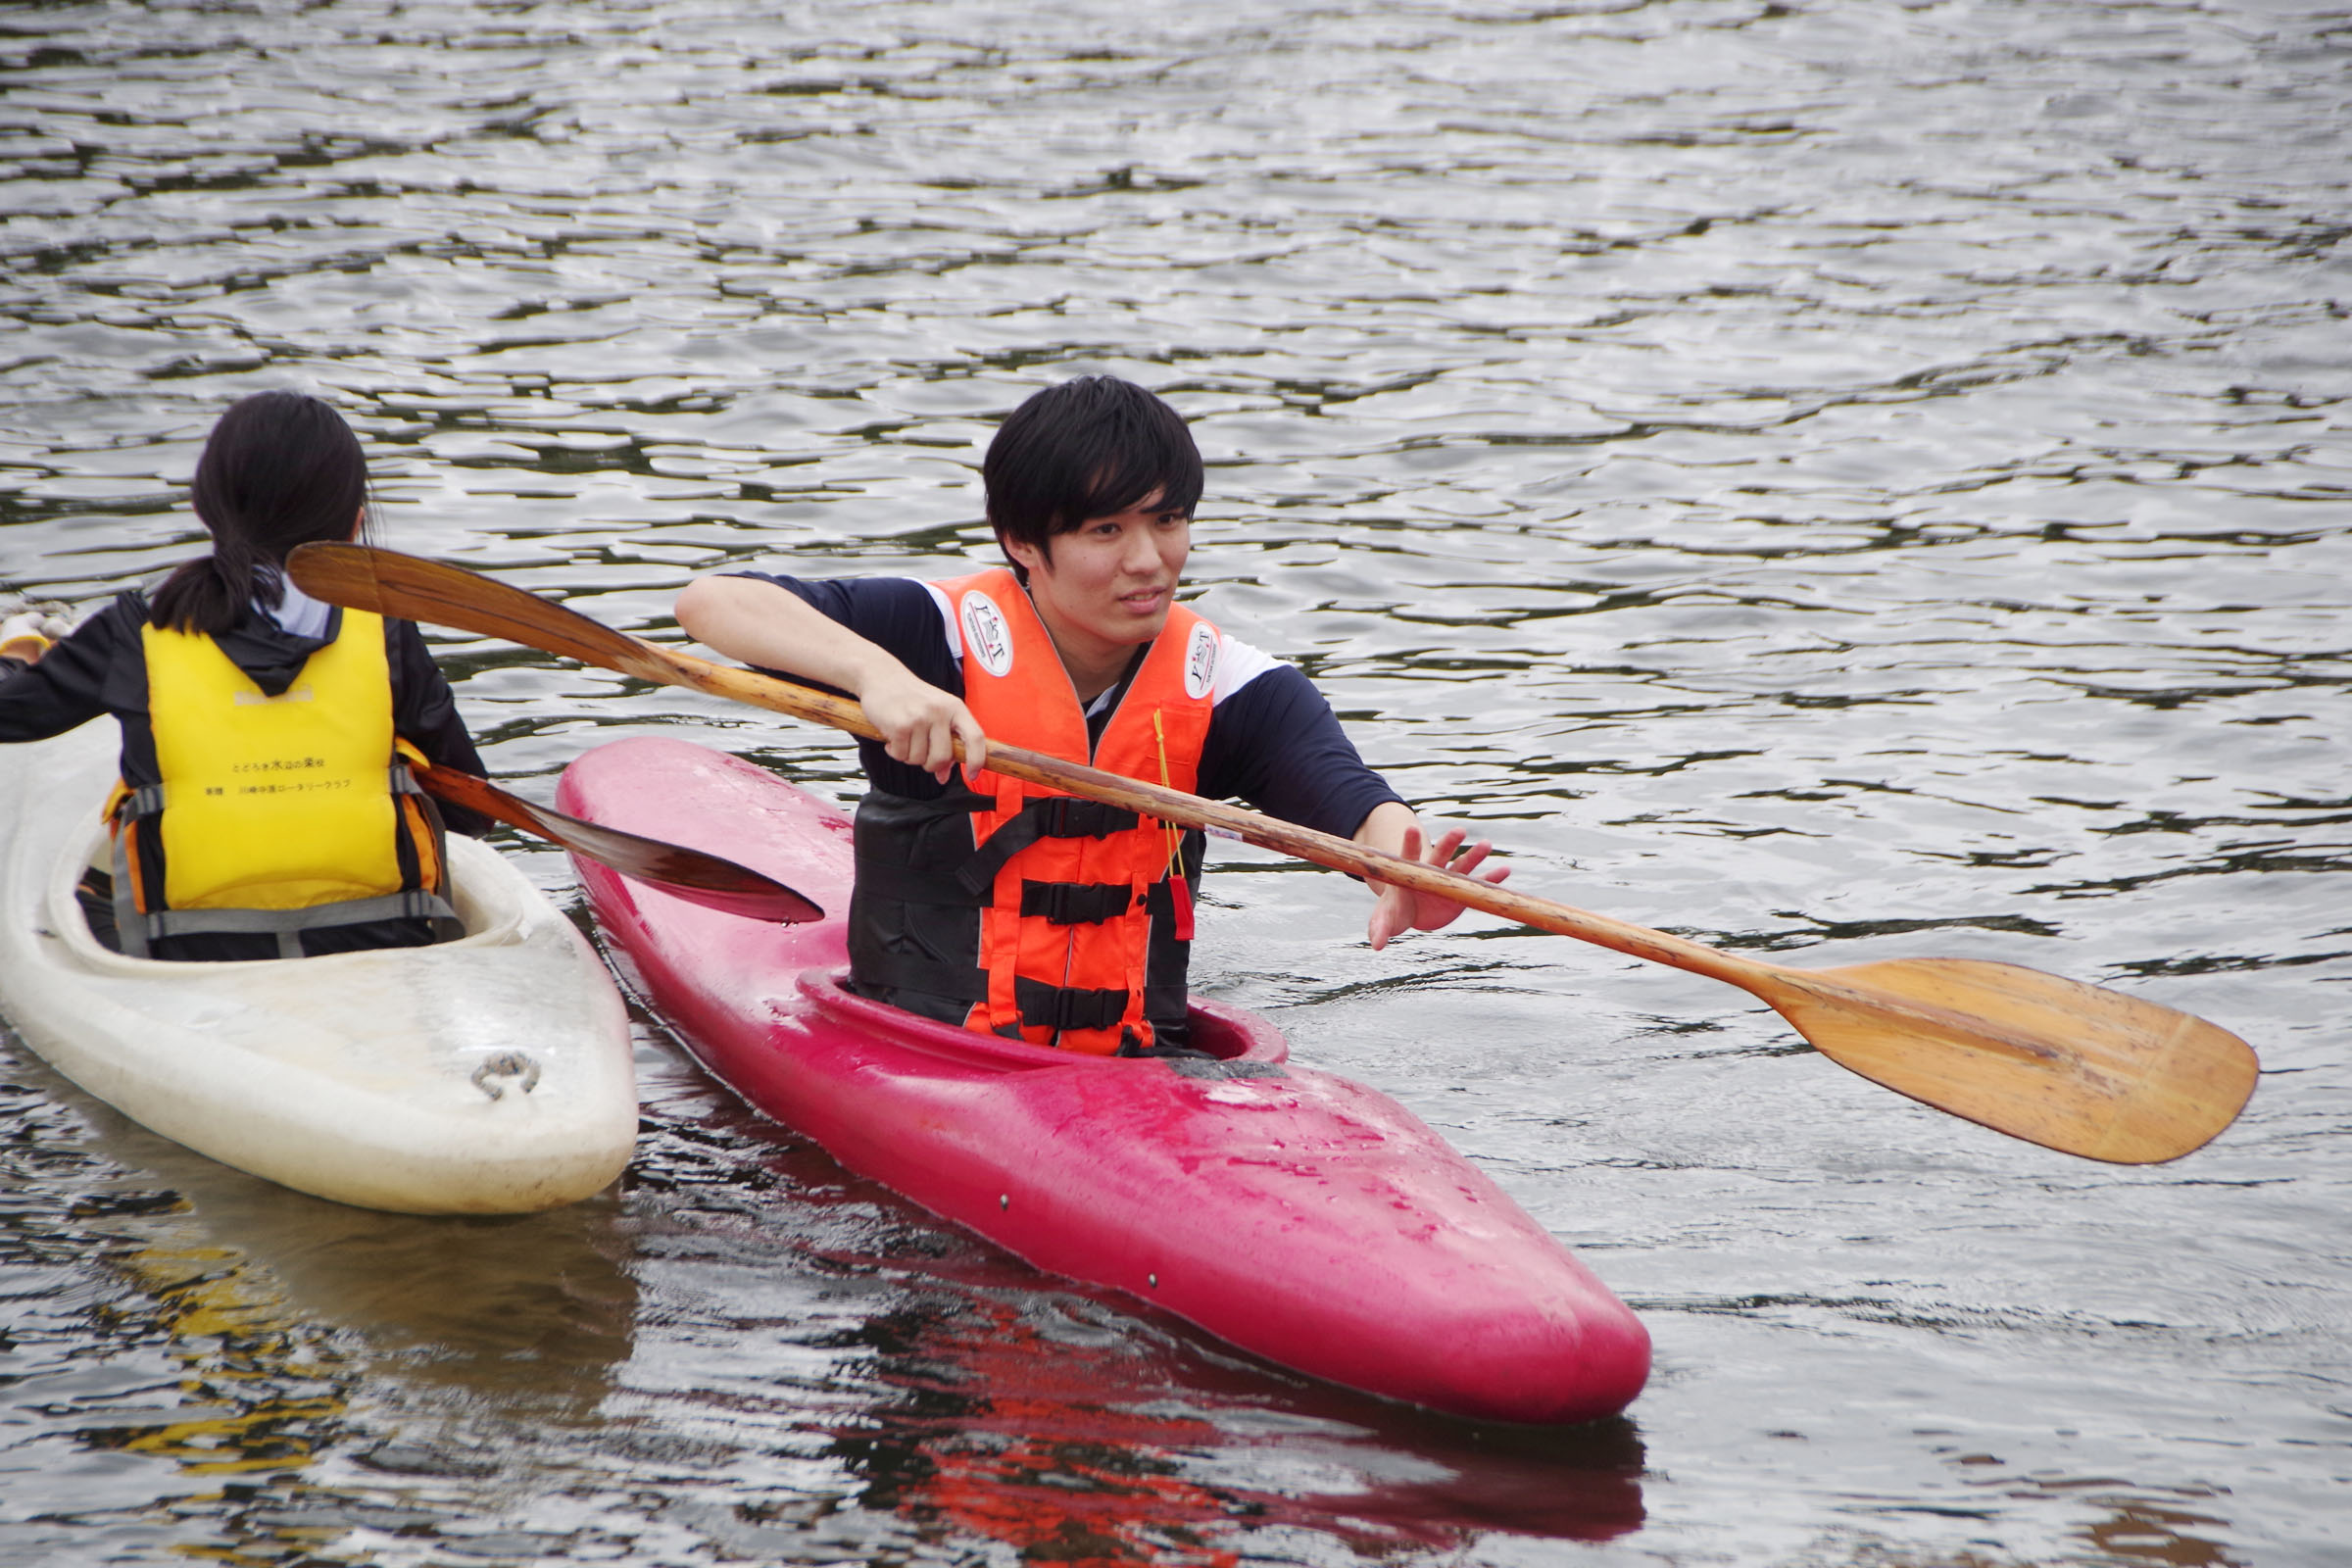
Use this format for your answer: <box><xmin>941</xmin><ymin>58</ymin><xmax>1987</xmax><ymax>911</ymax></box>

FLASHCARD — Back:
<box><xmin>1152</xmin><ymin>710</ymin><xmax>1182</xmax><ymax>877</ymax></box>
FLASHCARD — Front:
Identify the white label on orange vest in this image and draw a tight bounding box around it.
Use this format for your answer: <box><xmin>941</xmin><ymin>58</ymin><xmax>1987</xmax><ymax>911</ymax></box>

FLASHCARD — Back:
<box><xmin>960</xmin><ymin>590</ymin><xmax>1014</xmax><ymax>677</ymax></box>
<box><xmin>1184</xmin><ymin>620</ymin><xmax>1218</xmax><ymax>700</ymax></box>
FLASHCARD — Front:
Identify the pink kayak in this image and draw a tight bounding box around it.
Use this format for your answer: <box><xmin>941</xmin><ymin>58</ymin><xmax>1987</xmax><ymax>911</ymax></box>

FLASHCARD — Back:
<box><xmin>557</xmin><ymin>735</ymin><xmax>1649</xmax><ymax>1424</ymax></box>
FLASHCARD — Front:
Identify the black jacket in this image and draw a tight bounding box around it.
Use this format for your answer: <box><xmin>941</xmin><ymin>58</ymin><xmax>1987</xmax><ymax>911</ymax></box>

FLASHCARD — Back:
<box><xmin>0</xmin><ymin>589</ymin><xmax>489</xmax><ymax>833</ymax></box>
<box><xmin>1</xmin><ymin>591</ymin><xmax>492</xmax><ymax>960</ymax></box>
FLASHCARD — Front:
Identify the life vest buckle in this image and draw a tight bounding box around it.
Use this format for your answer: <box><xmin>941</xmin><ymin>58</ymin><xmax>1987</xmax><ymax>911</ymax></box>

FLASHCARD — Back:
<box><xmin>1037</xmin><ymin>797</ymin><xmax>1135</xmax><ymax>839</ymax></box>
<box><xmin>1019</xmin><ymin>880</ymin><xmax>1136</xmax><ymax>926</ymax></box>
<box><xmin>1012</xmin><ymin>976</ymin><xmax>1129</xmax><ymax>1032</ymax></box>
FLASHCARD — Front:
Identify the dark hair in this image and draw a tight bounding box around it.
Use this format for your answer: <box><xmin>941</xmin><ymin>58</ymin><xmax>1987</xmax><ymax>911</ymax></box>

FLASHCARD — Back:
<box><xmin>150</xmin><ymin>391</ymin><xmax>373</xmax><ymax>635</ymax></box>
<box><xmin>982</xmin><ymin>376</ymin><xmax>1202</xmax><ymax>581</ymax></box>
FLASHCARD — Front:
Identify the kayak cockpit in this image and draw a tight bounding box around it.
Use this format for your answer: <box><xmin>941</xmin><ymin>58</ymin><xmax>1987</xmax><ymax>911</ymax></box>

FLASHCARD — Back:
<box><xmin>795</xmin><ymin>965</ymin><xmax>1290</xmax><ymax>1074</ymax></box>
<box><xmin>46</xmin><ymin>819</ymin><xmax>534</xmax><ymax>973</ymax></box>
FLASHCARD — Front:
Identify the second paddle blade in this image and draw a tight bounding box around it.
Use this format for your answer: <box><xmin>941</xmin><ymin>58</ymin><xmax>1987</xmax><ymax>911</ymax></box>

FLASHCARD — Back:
<box><xmin>1773</xmin><ymin>957</ymin><xmax>2258</xmax><ymax>1164</ymax></box>
<box><xmin>416</xmin><ymin>762</ymin><xmax>823</xmax><ymax>924</ymax></box>
<box><xmin>583</xmin><ymin>830</ymin><xmax>825</xmax><ymax>924</ymax></box>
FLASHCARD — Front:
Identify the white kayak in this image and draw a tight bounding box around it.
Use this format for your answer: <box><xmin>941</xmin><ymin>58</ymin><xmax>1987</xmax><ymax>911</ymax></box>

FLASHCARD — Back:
<box><xmin>0</xmin><ymin>720</ymin><xmax>637</xmax><ymax>1214</ymax></box>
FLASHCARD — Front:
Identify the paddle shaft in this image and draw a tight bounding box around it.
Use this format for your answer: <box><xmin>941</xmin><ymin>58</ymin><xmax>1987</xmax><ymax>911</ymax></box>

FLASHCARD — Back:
<box><xmin>639</xmin><ymin>642</ymin><xmax>2073</xmax><ymax>1051</ymax></box>
<box><xmin>286</xmin><ymin>544</ymin><xmax>1754</xmax><ymax>973</ymax></box>
<box><xmin>284</xmin><ymin>543</ymin><xmax>2261</xmax><ymax>1162</ymax></box>
<box><xmin>299</xmin><ymin>541</ymin><xmax>2048</xmax><ymax>1048</ymax></box>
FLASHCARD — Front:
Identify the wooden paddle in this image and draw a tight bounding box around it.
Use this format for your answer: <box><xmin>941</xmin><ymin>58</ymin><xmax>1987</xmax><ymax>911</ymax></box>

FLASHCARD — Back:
<box><xmin>288</xmin><ymin>542</ymin><xmax>2259</xmax><ymax>1164</ymax></box>
<box><xmin>412</xmin><ymin>758</ymin><xmax>821</xmax><ymax>924</ymax></box>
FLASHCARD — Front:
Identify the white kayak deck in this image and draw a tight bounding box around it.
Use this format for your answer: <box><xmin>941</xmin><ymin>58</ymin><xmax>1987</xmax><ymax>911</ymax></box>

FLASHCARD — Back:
<box><xmin>0</xmin><ymin>720</ymin><xmax>636</xmax><ymax>1213</ymax></box>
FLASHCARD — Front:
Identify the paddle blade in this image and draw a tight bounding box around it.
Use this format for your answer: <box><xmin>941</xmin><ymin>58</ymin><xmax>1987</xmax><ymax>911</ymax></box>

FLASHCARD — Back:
<box><xmin>289</xmin><ymin>541</ymin><xmax>887</xmax><ymax>742</ymax></box>
<box><xmin>288</xmin><ymin>541</ymin><xmax>663</xmax><ymax>676</ymax></box>
<box><xmin>1772</xmin><ymin>958</ymin><xmax>2257</xmax><ymax>1163</ymax></box>
<box><xmin>567</xmin><ymin>832</ymin><xmax>824</xmax><ymax>924</ymax></box>
<box><xmin>415</xmin><ymin>762</ymin><xmax>823</xmax><ymax>924</ymax></box>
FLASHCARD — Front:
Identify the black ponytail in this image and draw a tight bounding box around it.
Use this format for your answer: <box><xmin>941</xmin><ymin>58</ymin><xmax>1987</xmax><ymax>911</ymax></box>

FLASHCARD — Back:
<box><xmin>151</xmin><ymin>391</ymin><xmax>372</xmax><ymax>635</ymax></box>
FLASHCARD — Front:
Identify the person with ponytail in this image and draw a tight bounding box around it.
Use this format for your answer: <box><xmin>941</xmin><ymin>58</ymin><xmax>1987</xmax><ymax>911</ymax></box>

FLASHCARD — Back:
<box><xmin>0</xmin><ymin>390</ymin><xmax>491</xmax><ymax>960</ymax></box>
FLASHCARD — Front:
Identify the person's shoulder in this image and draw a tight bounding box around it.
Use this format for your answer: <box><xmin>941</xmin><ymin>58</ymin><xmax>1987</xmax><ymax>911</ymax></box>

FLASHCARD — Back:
<box><xmin>376</xmin><ymin>608</ymin><xmax>435</xmax><ymax>657</ymax></box>
<box><xmin>1194</xmin><ymin>636</ymin><xmax>1396</xmax><ymax>830</ymax></box>
<box><xmin>1198</xmin><ymin>631</ymin><xmax>1326</xmax><ymax>759</ymax></box>
<box><xmin>1204</xmin><ymin>625</ymin><xmax>1285</xmax><ymax>706</ymax></box>
<box><xmin>735</xmin><ymin>568</ymin><xmax>935</xmax><ymax>611</ymax></box>
<box><xmin>815</xmin><ymin>573</ymin><xmax>944</xmax><ymax>617</ymax></box>
<box><xmin>746</xmin><ymin>569</ymin><xmax>956</xmax><ymax>666</ymax></box>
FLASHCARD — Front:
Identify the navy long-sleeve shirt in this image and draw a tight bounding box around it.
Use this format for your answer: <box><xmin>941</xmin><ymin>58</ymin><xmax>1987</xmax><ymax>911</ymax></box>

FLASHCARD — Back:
<box><xmin>742</xmin><ymin>571</ymin><xmax>1403</xmax><ymax>841</ymax></box>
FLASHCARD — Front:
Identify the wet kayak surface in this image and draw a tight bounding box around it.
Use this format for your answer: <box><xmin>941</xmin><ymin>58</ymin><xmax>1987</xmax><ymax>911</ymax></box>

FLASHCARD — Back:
<box><xmin>1</xmin><ymin>1</ymin><xmax>2345</xmax><ymax>1564</ymax></box>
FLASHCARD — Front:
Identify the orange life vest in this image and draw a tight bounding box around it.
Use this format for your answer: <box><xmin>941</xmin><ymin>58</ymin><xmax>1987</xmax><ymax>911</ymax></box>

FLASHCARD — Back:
<box><xmin>846</xmin><ymin>567</ymin><xmax>1217</xmax><ymax>1054</ymax></box>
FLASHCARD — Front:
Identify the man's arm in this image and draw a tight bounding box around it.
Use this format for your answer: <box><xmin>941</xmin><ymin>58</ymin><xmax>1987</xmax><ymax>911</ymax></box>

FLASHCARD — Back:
<box><xmin>675</xmin><ymin>572</ymin><xmax>986</xmax><ymax>782</ymax></box>
<box><xmin>1200</xmin><ymin>657</ymin><xmax>1507</xmax><ymax>949</ymax></box>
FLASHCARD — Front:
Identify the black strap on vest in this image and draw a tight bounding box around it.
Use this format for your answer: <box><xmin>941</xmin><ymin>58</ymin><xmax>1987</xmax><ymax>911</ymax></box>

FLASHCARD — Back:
<box><xmin>859</xmin><ymin>858</ymin><xmax>1141</xmax><ymax>933</ymax></box>
<box><xmin>859</xmin><ymin>951</ymin><xmax>989</xmax><ymax>1004</ymax></box>
<box><xmin>1018</xmin><ymin>880</ymin><xmax>1136</xmax><ymax>925</ymax></box>
<box><xmin>1013</xmin><ymin>975</ymin><xmax>1130</xmax><ymax>1033</ymax></box>
<box><xmin>846</xmin><ymin>958</ymin><xmax>1172</xmax><ymax>1040</ymax></box>
<box><xmin>849</xmin><ymin>785</ymin><xmax>1200</xmax><ymax>1047</ymax></box>
<box><xmin>954</xmin><ymin>796</ymin><xmax>1139</xmax><ymax>897</ymax></box>
<box><xmin>127</xmin><ymin>889</ymin><xmax>461</xmax><ymax>960</ymax></box>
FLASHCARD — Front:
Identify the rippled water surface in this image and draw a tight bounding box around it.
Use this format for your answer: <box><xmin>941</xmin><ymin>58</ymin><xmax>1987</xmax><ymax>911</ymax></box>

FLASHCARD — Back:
<box><xmin>4</xmin><ymin>2</ymin><xmax>2347</xmax><ymax>1563</ymax></box>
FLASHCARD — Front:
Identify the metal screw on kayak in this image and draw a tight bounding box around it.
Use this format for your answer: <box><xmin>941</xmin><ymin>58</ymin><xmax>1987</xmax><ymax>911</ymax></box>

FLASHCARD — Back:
<box><xmin>471</xmin><ymin>1052</ymin><xmax>542</xmax><ymax>1100</ymax></box>
<box><xmin>1149</xmin><ymin>1273</ymin><xmax>1158</xmax><ymax>1289</ymax></box>
<box><xmin>1000</xmin><ymin>1193</ymin><xmax>1008</xmax><ymax>1209</ymax></box>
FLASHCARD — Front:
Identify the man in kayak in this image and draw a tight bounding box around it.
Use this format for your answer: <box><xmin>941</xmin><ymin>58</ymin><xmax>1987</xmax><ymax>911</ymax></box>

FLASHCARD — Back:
<box><xmin>675</xmin><ymin>375</ymin><xmax>1506</xmax><ymax>1056</ymax></box>
<box><xmin>0</xmin><ymin>390</ymin><xmax>490</xmax><ymax>960</ymax></box>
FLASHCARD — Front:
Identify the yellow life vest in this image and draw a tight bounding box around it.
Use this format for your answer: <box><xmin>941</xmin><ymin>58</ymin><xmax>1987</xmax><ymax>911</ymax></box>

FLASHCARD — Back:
<box><xmin>110</xmin><ymin>611</ymin><xmax>458</xmax><ymax>958</ymax></box>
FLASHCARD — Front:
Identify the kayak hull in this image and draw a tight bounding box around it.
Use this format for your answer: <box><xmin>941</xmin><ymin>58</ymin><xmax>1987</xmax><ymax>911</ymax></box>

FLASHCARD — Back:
<box><xmin>559</xmin><ymin>735</ymin><xmax>1649</xmax><ymax>1423</ymax></box>
<box><xmin>0</xmin><ymin>721</ymin><xmax>637</xmax><ymax>1214</ymax></box>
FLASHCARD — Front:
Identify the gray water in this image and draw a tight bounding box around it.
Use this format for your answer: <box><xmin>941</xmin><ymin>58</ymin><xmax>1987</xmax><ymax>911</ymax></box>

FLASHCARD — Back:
<box><xmin>2</xmin><ymin>1</ymin><xmax>2347</xmax><ymax>1563</ymax></box>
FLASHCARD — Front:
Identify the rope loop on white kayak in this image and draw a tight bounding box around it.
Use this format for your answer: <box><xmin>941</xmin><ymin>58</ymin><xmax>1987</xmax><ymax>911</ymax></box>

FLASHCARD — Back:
<box><xmin>471</xmin><ymin>1052</ymin><xmax>542</xmax><ymax>1101</ymax></box>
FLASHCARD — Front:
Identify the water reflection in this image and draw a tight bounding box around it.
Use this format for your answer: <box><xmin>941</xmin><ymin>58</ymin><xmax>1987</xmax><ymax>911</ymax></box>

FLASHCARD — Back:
<box><xmin>626</xmin><ymin>1068</ymin><xmax>1647</xmax><ymax>1560</ymax></box>
<box><xmin>829</xmin><ymin>1293</ymin><xmax>1644</xmax><ymax>1561</ymax></box>
<box><xmin>2</xmin><ymin>1040</ymin><xmax>637</xmax><ymax>1448</ymax></box>
<box><xmin>2074</xmin><ymin>1497</ymin><xmax>2242</xmax><ymax>1568</ymax></box>
<box><xmin>83</xmin><ymin>1084</ymin><xmax>634</xmax><ymax>1403</ymax></box>
<box><xmin>0</xmin><ymin>1039</ymin><xmax>618</xmax><ymax>1560</ymax></box>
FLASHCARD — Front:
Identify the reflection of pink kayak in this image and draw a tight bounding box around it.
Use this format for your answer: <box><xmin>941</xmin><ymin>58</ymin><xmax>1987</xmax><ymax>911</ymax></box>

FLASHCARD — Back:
<box><xmin>558</xmin><ymin>735</ymin><xmax>1649</xmax><ymax>1424</ymax></box>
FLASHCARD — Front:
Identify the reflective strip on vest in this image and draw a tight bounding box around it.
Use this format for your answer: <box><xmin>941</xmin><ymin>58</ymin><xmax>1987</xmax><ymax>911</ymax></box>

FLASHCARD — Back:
<box><xmin>942</xmin><ymin>567</ymin><xmax>1215</xmax><ymax>1054</ymax></box>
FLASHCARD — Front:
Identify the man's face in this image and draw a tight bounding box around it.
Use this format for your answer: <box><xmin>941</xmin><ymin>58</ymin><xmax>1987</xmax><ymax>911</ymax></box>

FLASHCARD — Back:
<box><xmin>1005</xmin><ymin>491</ymin><xmax>1193</xmax><ymax>668</ymax></box>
